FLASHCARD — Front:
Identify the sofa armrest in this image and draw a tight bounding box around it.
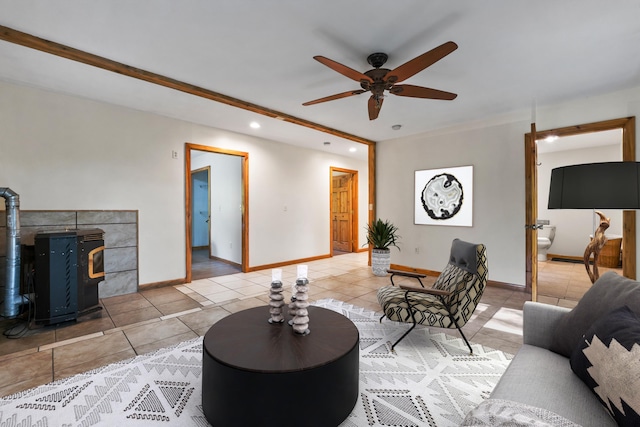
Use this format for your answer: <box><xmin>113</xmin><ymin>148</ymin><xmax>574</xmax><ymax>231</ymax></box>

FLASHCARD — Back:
<box><xmin>523</xmin><ymin>301</ymin><xmax>571</xmax><ymax>349</ymax></box>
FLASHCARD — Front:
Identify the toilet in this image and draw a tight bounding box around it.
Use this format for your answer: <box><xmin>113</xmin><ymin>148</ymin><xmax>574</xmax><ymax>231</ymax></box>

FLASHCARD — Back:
<box><xmin>537</xmin><ymin>222</ymin><xmax>556</xmax><ymax>262</ymax></box>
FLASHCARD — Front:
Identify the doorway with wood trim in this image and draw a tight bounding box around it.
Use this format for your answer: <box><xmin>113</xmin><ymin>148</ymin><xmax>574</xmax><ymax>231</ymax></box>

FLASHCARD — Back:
<box><xmin>524</xmin><ymin>117</ymin><xmax>636</xmax><ymax>301</ymax></box>
<box><xmin>330</xmin><ymin>167</ymin><xmax>358</xmax><ymax>255</ymax></box>
<box><xmin>185</xmin><ymin>143</ymin><xmax>249</xmax><ymax>282</ymax></box>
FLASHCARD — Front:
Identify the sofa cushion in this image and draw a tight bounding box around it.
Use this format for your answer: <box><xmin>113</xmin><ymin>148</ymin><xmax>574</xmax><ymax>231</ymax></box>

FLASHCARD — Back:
<box><xmin>570</xmin><ymin>306</ymin><xmax>640</xmax><ymax>427</ymax></box>
<box><xmin>550</xmin><ymin>272</ymin><xmax>640</xmax><ymax>357</ymax></box>
<box><xmin>490</xmin><ymin>344</ymin><xmax>617</xmax><ymax>427</ymax></box>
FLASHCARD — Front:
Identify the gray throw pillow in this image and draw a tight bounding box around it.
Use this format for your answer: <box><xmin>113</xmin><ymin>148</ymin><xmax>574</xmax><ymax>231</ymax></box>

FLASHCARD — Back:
<box><xmin>549</xmin><ymin>271</ymin><xmax>640</xmax><ymax>357</ymax></box>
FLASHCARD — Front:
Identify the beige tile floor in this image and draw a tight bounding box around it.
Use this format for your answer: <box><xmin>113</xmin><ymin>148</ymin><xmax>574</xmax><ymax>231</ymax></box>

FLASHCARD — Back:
<box><xmin>0</xmin><ymin>253</ymin><xmax>597</xmax><ymax>398</ymax></box>
<box><xmin>537</xmin><ymin>259</ymin><xmax>622</xmax><ymax>307</ymax></box>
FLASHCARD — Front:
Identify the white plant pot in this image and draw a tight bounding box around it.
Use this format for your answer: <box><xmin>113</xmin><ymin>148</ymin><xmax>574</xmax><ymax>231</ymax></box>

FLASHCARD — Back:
<box><xmin>371</xmin><ymin>248</ymin><xmax>391</xmax><ymax>276</ymax></box>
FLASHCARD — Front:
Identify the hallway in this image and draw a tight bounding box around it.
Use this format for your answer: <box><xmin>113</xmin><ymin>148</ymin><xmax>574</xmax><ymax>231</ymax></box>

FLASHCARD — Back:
<box><xmin>191</xmin><ymin>248</ymin><xmax>241</xmax><ymax>280</ymax></box>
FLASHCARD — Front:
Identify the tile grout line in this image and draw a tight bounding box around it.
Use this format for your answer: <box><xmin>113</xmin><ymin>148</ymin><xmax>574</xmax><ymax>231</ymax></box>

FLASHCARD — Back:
<box><xmin>39</xmin><ymin>332</ymin><xmax>105</xmax><ymax>352</ymax></box>
<box><xmin>9</xmin><ymin>306</ymin><xmax>214</xmax><ymax>358</ymax></box>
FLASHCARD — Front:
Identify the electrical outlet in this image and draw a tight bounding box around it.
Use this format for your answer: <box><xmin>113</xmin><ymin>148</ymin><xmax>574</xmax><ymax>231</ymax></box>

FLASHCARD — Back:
<box><xmin>415</xmin><ymin>247</ymin><xmax>420</xmax><ymax>254</ymax></box>
<box><xmin>171</xmin><ymin>150</ymin><xmax>178</xmax><ymax>159</ymax></box>
<box><xmin>283</xmin><ymin>205</ymin><xmax>287</xmax><ymax>212</ymax></box>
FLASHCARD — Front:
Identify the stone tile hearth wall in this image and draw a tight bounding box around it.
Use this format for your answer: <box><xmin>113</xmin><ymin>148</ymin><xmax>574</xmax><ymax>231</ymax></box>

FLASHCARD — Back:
<box><xmin>0</xmin><ymin>210</ymin><xmax>138</xmax><ymax>298</ymax></box>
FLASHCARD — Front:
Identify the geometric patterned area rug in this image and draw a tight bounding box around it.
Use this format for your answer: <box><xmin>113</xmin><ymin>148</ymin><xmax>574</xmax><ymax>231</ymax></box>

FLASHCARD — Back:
<box><xmin>0</xmin><ymin>299</ymin><xmax>512</xmax><ymax>427</ymax></box>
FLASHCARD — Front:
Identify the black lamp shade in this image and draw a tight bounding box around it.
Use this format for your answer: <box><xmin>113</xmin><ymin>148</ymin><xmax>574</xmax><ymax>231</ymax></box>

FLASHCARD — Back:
<box><xmin>548</xmin><ymin>162</ymin><xmax>640</xmax><ymax>209</ymax></box>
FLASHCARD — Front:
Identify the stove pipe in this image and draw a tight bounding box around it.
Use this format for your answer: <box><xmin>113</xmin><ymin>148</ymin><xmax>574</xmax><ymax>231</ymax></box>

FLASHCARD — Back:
<box><xmin>1</xmin><ymin>188</ymin><xmax>23</xmax><ymax>318</ymax></box>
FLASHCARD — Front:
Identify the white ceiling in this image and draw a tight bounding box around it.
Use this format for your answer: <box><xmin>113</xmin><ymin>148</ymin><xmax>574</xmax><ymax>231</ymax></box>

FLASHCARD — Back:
<box><xmin>1</xmin><ymin>1</ymin><xmax>640</xmax><ymax>161</ymax></box>
<box><xmin>537</xmin><ymin>129</ymin><xmax>623</xmax><ymax>154</ymax></box>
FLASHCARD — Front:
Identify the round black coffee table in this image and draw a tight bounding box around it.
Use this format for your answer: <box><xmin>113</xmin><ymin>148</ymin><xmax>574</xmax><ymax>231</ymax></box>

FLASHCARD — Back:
<box><xmin>202</xmin><ymin>305</ymin><xmax>359</xmax><ymax>427</ymax></box>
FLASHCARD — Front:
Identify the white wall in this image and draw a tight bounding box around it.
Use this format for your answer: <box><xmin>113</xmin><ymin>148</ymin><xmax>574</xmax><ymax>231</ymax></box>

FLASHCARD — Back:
<box><xmin>6</xmin><ymin>78</ymin><xmax>640</xmax><ymax>287</ymax></box>
<box><xmin>538</xmin><ymin>144</ymin><xmax>622</xmax><ymax>257</ymax></box>
<box><xmin>0</xmin><ymin>81</ymin><xmax>369</xmax><ymax>285</ymax></box>
<box><xmin>377</xmin><ymin>85</ymin><xmax>640</xmax><ymax>286</ymax></box>
<box><xmin>377</xmin><ymin>122</ymin><xmax>526</xmax><ymax>285</ymax></box>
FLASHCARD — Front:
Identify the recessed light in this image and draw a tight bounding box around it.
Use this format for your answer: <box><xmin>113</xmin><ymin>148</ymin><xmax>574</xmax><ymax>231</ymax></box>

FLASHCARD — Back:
<box><xmin>349</xmin><ymin>147</ymin><xmax>357</xmax><ymax>153</ymax></box>
<box><xmin>323</xmin><ymin>141</ymin><xmax>331</xmax><ymax>145</ymax></box>
<box><xmin>544</xmin><ymin>135</ymin><xmax>559</xmax><ymax>143</ymax></box>
<box><xmin>392</xmin><ymin>124</ymin><xmax>402</xmax><ymax>130</ymax></box>
<box><xmin>250</xmin><ymin>122</ymin><xmax>261</xmax><ymax>129</ymax></box>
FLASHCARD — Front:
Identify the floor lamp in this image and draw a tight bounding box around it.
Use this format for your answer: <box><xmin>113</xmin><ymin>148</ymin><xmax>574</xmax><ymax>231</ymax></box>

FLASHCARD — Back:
<box><xmin>548</xmin><ymin>162</ymin><xmax>640</xmax><ymax>283</ymax></box>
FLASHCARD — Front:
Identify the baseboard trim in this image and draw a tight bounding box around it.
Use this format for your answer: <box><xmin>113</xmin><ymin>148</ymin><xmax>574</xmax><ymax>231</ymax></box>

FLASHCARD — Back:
<box><xmin>389</xmin><ymin>263</ymin><xmax>527</xmax><ymax>292</ymax></box>
<box><xmin>209</xmin><ymin>255</ymin><xmax>241</xmax><ymax>269</ymax></box>
<box><xmin>139</xmin><ymin>278</ymin><xmax>185</xmax><ymax>290</ymax></box>
<box><xmin>546</xmin><ymin>253</ymin><xmax>582</xmax><ymax>262</ymax></box>
<box><xmin>249</xmin><ymin>254</ymin><xmax>332</xmax><ymax>272</ymax></box>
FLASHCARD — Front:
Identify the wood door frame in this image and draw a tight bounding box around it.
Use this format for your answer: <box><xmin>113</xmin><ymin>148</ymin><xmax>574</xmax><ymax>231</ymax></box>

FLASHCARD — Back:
<box><xmin>525</xmin><ymin>117</ymin><xmax>636</xmax><ymax>298</ymax></box>
<box><xmin>330</xmin><ymin>167</ymin><xmax>359</xmax><ymax>256</ymax></box>
<box><xmin>191</xmin><ymin>166</ymin><xmax>211</xmax><ymax>253</ymax></box>
<box><xmin>185</xmin><ymin>143</ymin><xmax>249</xmax><ymax>282</ymax></box>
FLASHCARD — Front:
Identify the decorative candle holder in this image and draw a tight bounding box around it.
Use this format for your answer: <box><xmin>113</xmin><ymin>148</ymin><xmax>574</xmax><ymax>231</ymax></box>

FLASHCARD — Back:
<box><xmin>292</xmin><ymin>277</ymin><xmax>310</xmax><ymax>335</ymax></box>
<box><xmin>288</xmin><ymin>294</ymin><xmax>297</xmax><ymax>324</ymax></box>
<box><xmin>268</xmin><ymin>269</ymin><xmax>285</xmax><ymax>324</ymax></box>
<box><xmin>288</xmin><ymin>265</ymin><xmax>307</xmax><ymax>326</ymax></box>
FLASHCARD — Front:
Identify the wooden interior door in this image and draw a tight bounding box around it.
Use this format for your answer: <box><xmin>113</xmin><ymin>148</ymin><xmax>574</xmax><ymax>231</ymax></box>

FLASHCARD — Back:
<box><xmin>332</xmin><ymin>174</ymin><xmax>353</xmax><ymax>252</ymax></box>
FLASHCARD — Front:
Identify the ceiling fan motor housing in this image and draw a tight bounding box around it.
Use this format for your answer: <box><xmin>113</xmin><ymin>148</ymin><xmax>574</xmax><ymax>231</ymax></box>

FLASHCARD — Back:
<box><xmin>361</xmin><ymin>68</ymin><xmax>393</xmax><ymax>95</ymax></box>
<box><xmin>367</xmin><ymin>52</ymin><xmax>388</xmax><ymax>68</ymax></box>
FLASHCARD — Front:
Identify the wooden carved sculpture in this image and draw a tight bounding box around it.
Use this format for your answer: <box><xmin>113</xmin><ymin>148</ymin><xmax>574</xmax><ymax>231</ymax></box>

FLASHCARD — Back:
<box><xmin>583</xmin><ymin>210</ymin><xmax>610</xmax><ymax>283</ymax></box>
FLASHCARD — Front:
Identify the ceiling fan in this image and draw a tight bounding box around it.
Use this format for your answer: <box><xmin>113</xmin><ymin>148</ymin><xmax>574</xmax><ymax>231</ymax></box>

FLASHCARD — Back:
<box><xmin>303</xmin><ymin>41</ymin><xmax>458</xmax><ymax>120</ymax></box>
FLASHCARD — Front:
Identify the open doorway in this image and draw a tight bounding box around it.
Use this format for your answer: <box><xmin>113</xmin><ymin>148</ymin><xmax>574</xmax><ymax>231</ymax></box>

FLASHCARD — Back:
<box><xmin>524</xmin><ymin>117</ymin><xmax>636</xmax><ymax>300</ymax></box>
<box><xmin>185</xmin><ymin>143</ymin><xmax>248</xmax><ymax>282</ymax></box>
<box><xmin>191</xmin><ymin>167</ymin><xmax>211</xmax><ymax>252</ymax></box>
<box><xmin>535</xmin><ymin>130</ymin><xmax>624</xmax><ymax>302</ymax></box>
<box><xmin>330</xmin><ymin>167</ymin><xmax>358</xmax><ymax>256</ymax></box>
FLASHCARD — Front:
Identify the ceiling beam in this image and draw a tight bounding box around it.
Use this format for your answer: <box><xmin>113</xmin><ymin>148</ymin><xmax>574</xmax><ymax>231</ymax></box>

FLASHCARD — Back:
<box><xmin>0</xmin><ymin>24</ymin><xmax>376</xmax><ymax>146</ymax></box>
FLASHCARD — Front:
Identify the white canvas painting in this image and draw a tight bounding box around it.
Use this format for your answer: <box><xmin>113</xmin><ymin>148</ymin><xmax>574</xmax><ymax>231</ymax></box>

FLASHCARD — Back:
<box><xmin>415</xmin><ymin>165</ymin><xmax>473</xmax><ymax>226</ymax></box>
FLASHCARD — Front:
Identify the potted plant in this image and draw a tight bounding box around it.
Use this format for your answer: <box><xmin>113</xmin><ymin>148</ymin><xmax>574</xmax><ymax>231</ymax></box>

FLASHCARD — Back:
<box><xmin>365</xmin><ymin>218</ymin><xmax>401</xmax><ymax>276</ymax></box>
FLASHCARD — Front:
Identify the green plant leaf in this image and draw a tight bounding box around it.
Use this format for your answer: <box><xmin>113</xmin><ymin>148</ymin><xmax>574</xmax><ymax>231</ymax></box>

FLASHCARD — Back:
<box><xmin>364</xmin><ymin>218</ymin><xmax>401</xmax><ymax>250</ymax></box>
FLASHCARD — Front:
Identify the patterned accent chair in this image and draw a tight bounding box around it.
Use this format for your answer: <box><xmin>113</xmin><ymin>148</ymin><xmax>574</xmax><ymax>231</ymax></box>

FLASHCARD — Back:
<box><xmin>377</xmin><ymin>239</ymin><xmax>488</xmax><ymax>354</ymax></box>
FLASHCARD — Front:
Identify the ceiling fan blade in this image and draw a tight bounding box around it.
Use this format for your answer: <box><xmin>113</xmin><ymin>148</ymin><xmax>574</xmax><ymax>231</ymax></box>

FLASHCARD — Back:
<box><xmin>385</xmin><ymin>41</ymin><xmax>458</xmax><ymax>84</ymax></box>
<box><xmin>368</xmin><ymin>95</ymin><xmax>383</xmax><ymax>120</ymax></box>
<box><xmin>302</xmin><ymin>89</ymin><xmax>366</xmax><ymax>106</ymax></box>
<box><xmin>313</xmin><ymin>56</ymin><xmax>374</xmax><ymax>84</ymax></box>
<box><xmin>390</xmin><ymin>84</ymin><xmax>457</xmax><ymax>100</ymax></box>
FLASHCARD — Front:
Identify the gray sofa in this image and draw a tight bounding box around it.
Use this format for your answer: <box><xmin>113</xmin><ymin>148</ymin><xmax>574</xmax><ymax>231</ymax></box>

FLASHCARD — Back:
<box><xmin>488</xmin><ymin>301</ymin><xmax>616</xmax><ymax>426</ymax></box>
<box><xmin>463</xmin><ymin>271</ymin><xmax>640</xmax><ymax>427</ymax></box>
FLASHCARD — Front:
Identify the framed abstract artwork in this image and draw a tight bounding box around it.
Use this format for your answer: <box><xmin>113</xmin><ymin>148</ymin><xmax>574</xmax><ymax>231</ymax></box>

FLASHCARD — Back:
<box><xmin>414</xmin><ymin>165</ymin><xmax>473</xmax><ymax>226</ymax></box>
